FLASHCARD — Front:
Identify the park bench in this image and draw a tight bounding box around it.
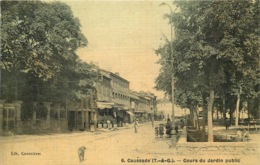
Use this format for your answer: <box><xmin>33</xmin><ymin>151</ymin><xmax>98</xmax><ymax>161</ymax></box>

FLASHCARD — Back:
<box><xmin>240</xmin><ymin>119</ymin><xmax>260</xmax><ymax>130</ymax></box>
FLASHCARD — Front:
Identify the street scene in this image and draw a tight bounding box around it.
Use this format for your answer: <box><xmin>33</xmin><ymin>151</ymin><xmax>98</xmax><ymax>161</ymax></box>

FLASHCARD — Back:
<box><xmin>1</xmin><ymin>122</ymin><xmax>259</xmax><ymax>165</ymax></box>
<box><xmin>1</xmin><ymin>0</ymin><xmax>259</xmax><ymax>165</ymax></box>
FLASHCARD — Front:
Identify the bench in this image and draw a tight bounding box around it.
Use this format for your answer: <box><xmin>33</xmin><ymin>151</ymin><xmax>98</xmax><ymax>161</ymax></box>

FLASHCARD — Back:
<box><xmin>240</xmin><ymin>120</ymin><xmax>260</xmax><ymax>130</ymax></box>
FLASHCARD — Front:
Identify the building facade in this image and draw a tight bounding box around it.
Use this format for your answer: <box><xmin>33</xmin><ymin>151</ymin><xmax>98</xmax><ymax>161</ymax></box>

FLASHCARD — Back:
<box><xmin>0</xmin><ymin>91</ymin><xmax>97</xmax><ymax>135</ymax></box>
<box><xmin>157</xmin><ymin>98</ymin><xmax>189</xmax><ymax>120</ymax></box>
<box><xmin>0</xmin><ymin>67</ymin><xmax>158</xmax><ymax>135</ymax></box>
<box><xmin>95</xmin><ymin>70</ymin><xmax>132</xmax><ymax>128</ymax></box>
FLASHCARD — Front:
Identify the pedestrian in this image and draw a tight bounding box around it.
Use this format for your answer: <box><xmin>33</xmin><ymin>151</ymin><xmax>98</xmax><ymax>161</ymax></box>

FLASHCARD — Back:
<box><xmin>174</xmin><ymin>122</ymin><xmax>179</xmax><ymax>134</ymax></box>
<box><xmin>225</xmin><ymin>118</ymin><xmax>230</xmax><ymax>130</ymax></box>
<box><xmin>90</xmin><ymin>120</ymin><xmax>95</xmax><ymax>132</ymax></box>
<box><xmin>151</xmin><ymin>116</ymin><xmax>154</xmax><ymax>127</ymax></box>
<box><xmin>180</xmin><ymin>119</ymin><xmax>184</xmax><ymax>128</ymax></box>
<box><xmin>107</xmin><ymin>119</ymin><xmax>111</xmax><ymax>129</ymax></box>
<box><xmin>134</xmin><ymin>119</ymin><xmax>139</xmax><ymax>133</ymax></box>
<box><xmin>159</xmin><ymin>123</ymin><xmax>164</xmax><ymax>138</ymax></box>
<box><xmin>165</xmin><ymin>119</ymin><xmax>172</xmax><ymax>138</ymax></box>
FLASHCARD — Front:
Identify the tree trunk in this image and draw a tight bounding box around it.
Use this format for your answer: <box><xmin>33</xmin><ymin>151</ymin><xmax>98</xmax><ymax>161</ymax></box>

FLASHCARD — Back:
<box><xmin>207</xmin><ymin>89</ymin><xmax>215</xmax><ymax>142</ymax></box>
<box><xmin>230</xmin><ymin>110</ymin><xmax>233</xmax><ymax>125</ymax></box>
<box><xmin>247</xmin><ymin>100</ymin><xmax>251</xmax><ymax>120</ymax></box>
<box><xmin>191</xmin><ymin>107</ymin><xmax>197</xmax><ymax>128</ymax></box>
<box><xmin>190</xmin><ymin>108</ymin><xmax>195</xmax><ymax>128</ymax></box>
<box><xmin>202</xmin><ymin>94</ymin><xmax>207</xmax><ymax>132</ymax></box>
<box><xmin>235</xmin><ymin>94</ymin><xmax>240</xmax><ymax>127</ymax></box>
<box><xmin>13</xmin><ymin>70</ymin><xmax>18</xmax><ymax>100</ymax></box>
<box><xmin>217</xmin><ymin>108</ymin><xmax>219</xmax><ymax>122</ymax></box>
<box><xmin>201</xmin><ymin>104</ymin><xmax>207</xmax><ymax>142</ymax></box>
<box><xmin>223</xmin><ymin>97</ymin><xmax>226</xmax><ymax>119</ymax></box>
<box><xmin>194</xmin><ymin>106</ymin><xmax>200</xmax><ymax>130</ymax></box>
<box><xmin>15</xmin><ymin>76</ymin><xmax>18</xmax><ymax>100</ymax></box>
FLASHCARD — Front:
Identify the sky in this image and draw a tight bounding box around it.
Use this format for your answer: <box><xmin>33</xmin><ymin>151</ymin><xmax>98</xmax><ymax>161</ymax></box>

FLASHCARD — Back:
<box><xmin>56</xmin><ymin>0</ymin><xmax>173</xmax><ymax>98</ymax></box>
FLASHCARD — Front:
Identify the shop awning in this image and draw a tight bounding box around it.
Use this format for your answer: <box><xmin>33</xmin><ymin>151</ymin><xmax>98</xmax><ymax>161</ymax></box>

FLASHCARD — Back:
<box><xmin>97</xmin><ymin>102</ymin><xmax>114</xmax><ymax>109</ymax></box>
<box><xmin>113</xmin><ymin>104</ymin><xmax>125</xmax><ymax>110</ymax></box>
<box><xmin>126</xmin><ymin>111</ymin><xmax>135</xmax><ymax>116</ymax></box>
<box><xmin>129</xmin><ymin>94</ymin><xmax>139</xmax><ymax>100</ymax></box>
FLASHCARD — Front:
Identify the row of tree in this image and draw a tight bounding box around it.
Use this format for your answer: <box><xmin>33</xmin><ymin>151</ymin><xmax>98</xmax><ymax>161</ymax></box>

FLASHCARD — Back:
<box><xmin>1</xmin><ymin>1</ymin><xmax>97</xmax><ymax>119</ymax></box>
<box><xmin>155</xmin><ymin>0</ymin><xmax>259</xmax><ymax>142</ymax></box>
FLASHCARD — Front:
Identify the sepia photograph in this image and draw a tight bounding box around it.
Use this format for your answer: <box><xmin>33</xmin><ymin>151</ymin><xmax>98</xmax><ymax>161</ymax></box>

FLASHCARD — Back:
<box><xmin>0</xmin><ymin>0</ymin><xmax>259</xmax><ymax>164</ymax></box>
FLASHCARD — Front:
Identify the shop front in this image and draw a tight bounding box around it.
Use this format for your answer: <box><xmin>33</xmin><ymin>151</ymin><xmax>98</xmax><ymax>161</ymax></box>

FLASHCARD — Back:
<box><xmin>134</xmin><ymin>111</ymin><xmax>147</xmax><ymax>123</ymax></box>
<box><xmin>126</xmin><ymin>111</ymin><xmax>135</xmax><ymax>123</ymax></box>
<box><xmin>96</xmin><ymin>102</ymin><xmax>116</xmax><ymax>128</ymax></box>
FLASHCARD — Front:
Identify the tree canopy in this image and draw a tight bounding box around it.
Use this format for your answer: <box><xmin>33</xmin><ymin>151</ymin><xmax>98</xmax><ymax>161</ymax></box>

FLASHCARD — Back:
<box><xmin>1</xmin><ymin>1</ymin><xmax>97</xmax><ymax>107</ymax></box>
<box><xmin>156</xmin><ymin>0</ymin><xmax>259</xmax><ymax>142</ymax></box>
<box><xmin>1</xmin><ymin>1</ymin><xmax>87</xmax><ymax>80</ymax></box>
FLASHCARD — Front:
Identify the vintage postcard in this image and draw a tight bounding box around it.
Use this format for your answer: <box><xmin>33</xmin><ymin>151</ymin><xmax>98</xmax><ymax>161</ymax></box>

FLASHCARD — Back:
<box><xmin>1</xmin><ymin>0</ymin><xmax>259</xmax><ymax>165</ymax></box>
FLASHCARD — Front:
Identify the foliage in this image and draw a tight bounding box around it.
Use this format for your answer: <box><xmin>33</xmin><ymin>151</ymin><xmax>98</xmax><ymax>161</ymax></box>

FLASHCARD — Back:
<box><xmin>156</xmin><ymin>0</ymin><xmax>259</xmax><ymax>141</ymax></box>
<box><xmin>156</xmin><ymin>0</ymin><xmax>259</xmax><ymax>116</ymax></box>
<box><xmin>1</xmin><ymin>1</ymin><xmax>97</xmax><ymax>119</ymax></box>
<box><xmin>1</xmin><ymin>1</ymin><xmax>87</xmax><ymax>79</ymax></box>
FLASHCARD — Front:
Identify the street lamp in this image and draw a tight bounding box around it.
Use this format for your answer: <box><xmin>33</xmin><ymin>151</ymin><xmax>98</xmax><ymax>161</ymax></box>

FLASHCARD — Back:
<box><xmin>159</xmin><ymin>2</ymin><xmax>175</xmax><ymax>125</ymax></box>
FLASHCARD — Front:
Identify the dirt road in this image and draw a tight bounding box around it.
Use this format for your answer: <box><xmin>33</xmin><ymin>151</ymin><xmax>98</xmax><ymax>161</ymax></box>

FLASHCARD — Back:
<box><xmin>1</xmin><ymin>123</ymin><xmax>259</xmax><ymax>165</ymax></box>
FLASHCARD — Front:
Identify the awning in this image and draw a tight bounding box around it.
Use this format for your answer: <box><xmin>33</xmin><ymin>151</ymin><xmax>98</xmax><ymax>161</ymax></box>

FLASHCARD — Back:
<box><xmin>129</xmin><ymin>94</ymin><xmax>139</xmax><ymax>100</ymax></box>
<box><xmin>97</xmin><ymin>102</ymin><xmax>114</xmax><ymax>109</ymax></box>
<box><xmin>126</xmin><ymin>111</ymin><xmax>135</xmax><ymax>116</ymax></box>
<box><xmin>113</xmin><ymin>104</ymin><xmax>125</xmax><ymax>110</ymax></box>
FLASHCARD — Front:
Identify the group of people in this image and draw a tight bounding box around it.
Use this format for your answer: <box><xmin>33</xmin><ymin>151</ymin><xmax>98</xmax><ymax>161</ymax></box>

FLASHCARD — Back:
<box><xmin>165</xmin><ymin>119</ymin><xmax>182</xmax><ymax>137</ymax></box>
<box><xmin>134</xmin><ymin>117</ymin><xmax>186</xmax><ymax>138</ymax></box>
<box><xmin>154</xmin><ymin>118</ymin><xmax>185</xmax><ymax>138</ymax></box>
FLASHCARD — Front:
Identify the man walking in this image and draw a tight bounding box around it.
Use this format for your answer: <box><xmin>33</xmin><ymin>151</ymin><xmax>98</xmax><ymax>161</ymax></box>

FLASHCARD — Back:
<box><xmin>134</xmin><ymin>119</ymin><xmax>139</xmax><ymax>133</ymax></box>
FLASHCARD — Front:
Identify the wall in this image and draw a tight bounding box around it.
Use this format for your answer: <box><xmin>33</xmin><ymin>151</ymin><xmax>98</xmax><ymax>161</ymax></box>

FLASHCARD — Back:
<box><xmin>177</xmin><ymin>128</ymin><xmax>259</xmax><ymax>155</ymax></box>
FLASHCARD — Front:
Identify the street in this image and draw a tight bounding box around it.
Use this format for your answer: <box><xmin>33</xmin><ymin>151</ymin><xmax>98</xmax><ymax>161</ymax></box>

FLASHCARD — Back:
<box><xmin>1</xmin><ymin>122</ymin><xmax>259</xmax><ymax>165</ymax></box>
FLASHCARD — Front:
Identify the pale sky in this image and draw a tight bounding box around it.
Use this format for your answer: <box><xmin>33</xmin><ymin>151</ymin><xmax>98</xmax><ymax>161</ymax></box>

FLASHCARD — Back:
<box><xmin>58</xmin><ymin>0</ymin><xmax>173</xmax><ymax>98</ymax></box>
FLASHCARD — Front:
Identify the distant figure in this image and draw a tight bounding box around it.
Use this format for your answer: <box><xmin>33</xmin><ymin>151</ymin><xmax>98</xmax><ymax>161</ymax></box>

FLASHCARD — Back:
<box><xmin>134</xmin><ymin>119</ymin><xmax>139</xmax><ymax>133</ymax></box>
<box><xmin>151</xmin><ymin>116</ymin><xmax>154</xmax><ymax>127</ymax></box>
<box><xmin>165</xmin><ymin>119</ymin><xmax>172</xmax><ymax>138</ymax></box>
<box><xmin>174</xmin><ymin>122</ymin><xmax>179</xmax><ymax>134</ymax></box>
<box><xmin>155</xmin><ymin>126</ymin><xmax>159</xmax><ymax>137</ymax></box>
<box><xmin>180</xmin><ymin>119</ymin><xmax>185</xmax><ymax>128</ymax></box>
<box><xmin>107</xmin><ymin>120</ymin><xmax>112</xmax><ymax>129</ymax></box>
<box><xmin>225</xmin><ymin>118</ymin><xmax>230</xmax><ymax>130</ymax></box>
<box><xmin>90</xmin><ymin>120</ymin><xmax>95</xmax><ymax>132</ymax></box>
<box><xmin>78</xmin><ymin>146</ymin><xmax>86</xmax><ymax>162</ymax></box>
<box><xmin>159</xmin><ymin>124</ymin><xmax>164</xmax><ymax>138</ymax></box>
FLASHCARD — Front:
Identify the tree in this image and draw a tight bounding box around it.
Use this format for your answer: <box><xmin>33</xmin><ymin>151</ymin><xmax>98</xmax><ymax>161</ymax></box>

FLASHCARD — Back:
<box><xmin>1</xmin><ymin>1</ymin><xmax>87</xmax><ymax>100</ymax></box>
<box><xmin>155</xmin><ymin>0</ymin><xmax>259</xmax><ymax>142</ymax></box>
<box><xmin>1</xmin><ymin>1</ymin><xmax>98</xmax><ymax>120</ymax></box>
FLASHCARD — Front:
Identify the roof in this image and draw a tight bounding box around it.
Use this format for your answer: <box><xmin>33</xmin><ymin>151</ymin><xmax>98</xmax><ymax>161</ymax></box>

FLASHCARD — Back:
<box><xmin>99</xmin><ymin>69</ymin><xmax>129</xmax><ymax>83</ymax></box>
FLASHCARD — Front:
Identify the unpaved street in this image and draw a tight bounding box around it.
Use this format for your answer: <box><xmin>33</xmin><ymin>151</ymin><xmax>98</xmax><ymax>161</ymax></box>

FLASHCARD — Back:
<box><xmin>1</xmin><ymin>123</ymin><xmax>259</xmax><ymax>165</ymax></box>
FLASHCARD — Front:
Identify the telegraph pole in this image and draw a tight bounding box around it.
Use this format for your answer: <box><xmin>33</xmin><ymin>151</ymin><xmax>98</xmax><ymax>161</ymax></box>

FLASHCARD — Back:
<box><xmin>160</xmin><ymin>2</ymin><xmax>175</xmax><ymax>125</ymax></box>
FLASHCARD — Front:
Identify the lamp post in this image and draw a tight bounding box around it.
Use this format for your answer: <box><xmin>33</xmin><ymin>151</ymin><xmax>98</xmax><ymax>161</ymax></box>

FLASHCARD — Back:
<box><xmin>159</xmin><ymin>2</ymin><xmax>175</xmax><ymax>125</ymax></box>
